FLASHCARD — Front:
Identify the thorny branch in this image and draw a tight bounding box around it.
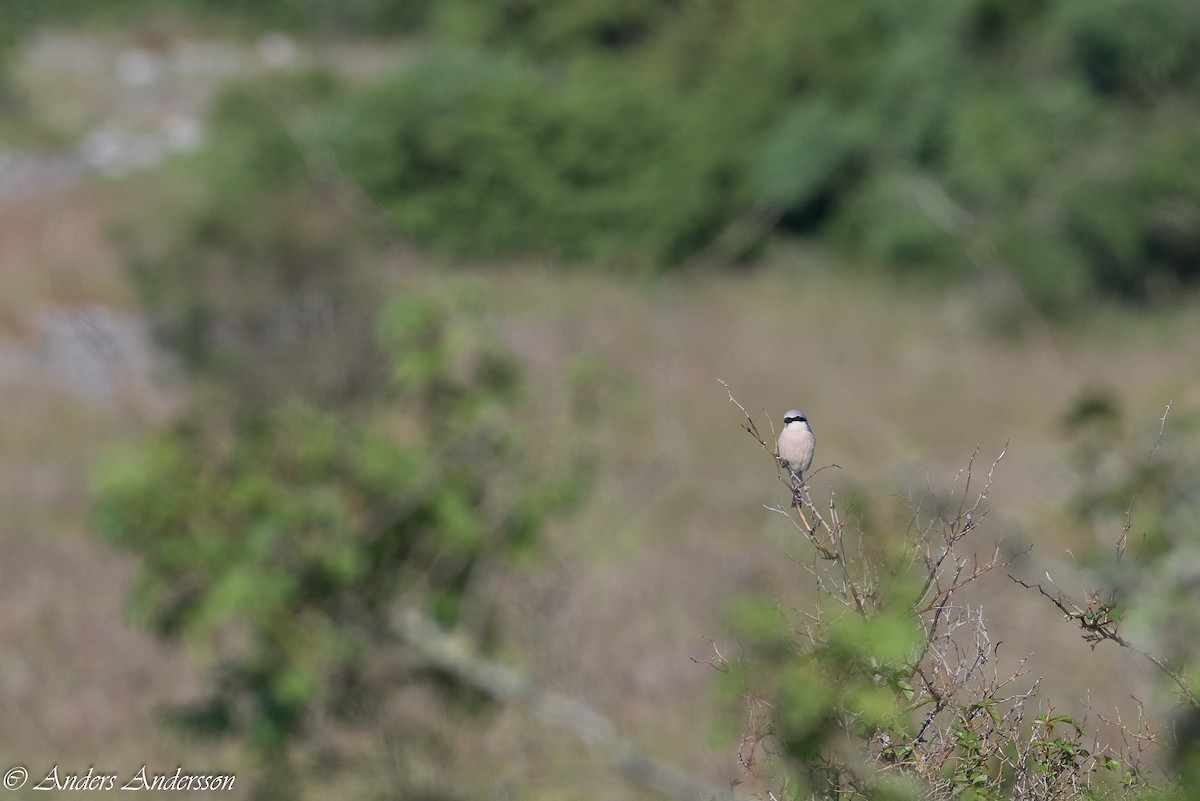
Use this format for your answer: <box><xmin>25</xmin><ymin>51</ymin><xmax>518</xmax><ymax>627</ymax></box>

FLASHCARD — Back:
<box><xmin>1011</xmin><ymin>400</ymin><xmax>1199</xmax><ymax>711</ymax></box>
<box><xmin>1149</xmin><ymin>400</ymin><xmax>1173</xmax><ymax>465</ymax></box>
<box><xmin>720</xmin><ymin>378</ymin><xmax>839</xmax><ymax>535</ymax></box>
<box><xmin>1009</xmin><ymin>574</ymin><xmax>1200</xmax><ymax>711</ymax></box>
<box><xmin>723</xmin><ymin>384</ymin><xmax>1150</xmax><ymax>797</ymax></box>
<box><xmin>916</xmin><ymin>444</ymin><xmax>1007</xmax><ymax>614</ymax></box>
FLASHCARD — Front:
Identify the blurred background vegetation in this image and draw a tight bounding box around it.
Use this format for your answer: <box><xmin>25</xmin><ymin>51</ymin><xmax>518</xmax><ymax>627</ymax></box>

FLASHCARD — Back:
<box><xmin>1</xmin><ymin>0</ymin><xmax>1199</xmax><ymax>799</ymax></box>
<box><xmin>6</xmin><ymin>0</ymin><xmax>1200</xmax><ymax>308</ymax></box>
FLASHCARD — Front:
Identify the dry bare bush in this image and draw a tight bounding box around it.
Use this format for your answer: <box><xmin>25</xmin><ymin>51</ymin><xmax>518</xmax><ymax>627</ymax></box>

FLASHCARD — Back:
<box><xmin>715</xmin><ymin>382</ymin><xmax>1168</xmax><ymax>800</ymax></box>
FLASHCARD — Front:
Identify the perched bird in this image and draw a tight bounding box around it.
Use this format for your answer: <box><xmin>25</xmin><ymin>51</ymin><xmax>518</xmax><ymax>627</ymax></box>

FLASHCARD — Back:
<box><xmin>777</xmin><ymin>409</ymin><xmax>815</xmax><ymax>492</ymax></box>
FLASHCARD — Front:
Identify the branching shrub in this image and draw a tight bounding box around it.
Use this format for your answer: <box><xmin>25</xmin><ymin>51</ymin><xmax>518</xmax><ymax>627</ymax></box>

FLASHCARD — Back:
<box><xmin>714</xmin><ymin>388</ymin><xmax>1193</xmax><ymax>800</ymax></box>
<box><xmin>100</xmin><ymin>72</ymin><xmax>589</xmax><ymax>796</ymax></box>
<box><xmin>1057</xmin><ymin>396</ymin><xmax>1200</xmax><ymax>704</ymax></box>
<box><xmin>92</xmin><ymin>286</ymin><xmax>585</xmax><ymax>794</ymax></box>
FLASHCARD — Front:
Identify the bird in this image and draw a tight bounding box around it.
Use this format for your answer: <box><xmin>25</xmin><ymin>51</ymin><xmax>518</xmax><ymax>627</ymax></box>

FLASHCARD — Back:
<box><xmin>777</xmin><ymin>409</ymin><xmax>815</xmax><ymax>495</ymax></box>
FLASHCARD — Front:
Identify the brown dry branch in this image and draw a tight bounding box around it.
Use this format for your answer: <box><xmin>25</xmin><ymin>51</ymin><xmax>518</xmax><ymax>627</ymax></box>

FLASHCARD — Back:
<box><xmin>736</xmin><ymin>694</ymin><xmax>777</xmax><ymax>777</ymax></box>
<box><xmin>719</xmin><ymin>378</ymin><xmax>774</xmax><ymax>457</ymax></box>
<box><xmin>1092</xmin><ymin>695</ymin><xmax>1166</xmax><ymax>781</ymax></box>
<box><xmin>914</xmin><ymin>445</ymin><xmax>1008</xmax><ymax>614</ymax></box>
<box><xmin>1009</xmin><ymin>574</ymin><xmax>1199</xmax><ymax>712</ymax></box>
<box><xmin>1149</xmin><ymin>400</ymin><xmax>1173</xmax><ymax>466</ymax></box>
<box><xmin>720</xmin><ymin>378</ymin><xmax>841</xmax><ymax>536</ymax></box>
<box><xmin>1010</xmin><ymin>400</ymin><xmax>1198</xmax><ymax>714</ymax></box>
<box><xmin>723</xmin><ymin>386</ymin><xmax>1151</xmax><ymax>798</ymax></box>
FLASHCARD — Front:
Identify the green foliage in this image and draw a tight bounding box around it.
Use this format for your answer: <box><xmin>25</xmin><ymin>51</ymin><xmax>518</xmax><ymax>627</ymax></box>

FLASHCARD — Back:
<box><xmin>92</xmin><ymin>288</ymin><xmax>583</xmax><ymax>761</ymax></box>
<box><xmin>417</xmin><ymin>0</ymin><xmax>1200</xmax><ymax>308</ymax></box>
<box><xmin>1053</xmin><ymin>0</ymin><xmax>1200</xmax><ymax>97</ymax></box>
<box><xmin>725</xmin><ymin>575</ymin><xmax>932</xmax><ymax>795</ymax></box>
<box><xmin>752</xmin><ymin>99</ymin><xmax>860</xmax><ymax>211</ymax></box>
<box><xmin>0</xmin><ymin>0</ymin><xmax>432</xmax><ymax>38</ymax></box>
<box><xmin>187</xmin><ymin>0</ymin><xmax>434</xmax><ymax>34</ymax></box>
<box><xmin>831</xmin><ymin>167</ymin><xmax>961</xmax><ymax>278</ymax></box>
<box><xmin>431</xmin><ymin>0</ymin><xmax>670</xmax><ymax>58</ymax></box>
<box><xmin>13</xmin><ymin>0</ymin><xmax>1200</xmax><ymax>308</ymax></box>
<box><xmin>326</xmin><ymin>50</ymin><xmax>717</xmax><ymax>267</ymax></box>
<box><xmin>724</xmin><ymin>550</ymin><xmax>1152</xmax><ymax>799</ymax></box>
<box><xmin>425</xmin><ymin>0</ymin><xmax>1200</xmax><ymax>308</ymax></box>
<box><xmin>94</xmin><ymin>69</ymin><xmax>592</xmax><ymax>801</ymax></box>
<box><xmin>103</xmin><ymin>67</ymin><xmax>588</xmax><ymax>781</ymax></box>
<box><xmin>993</xmin><ymin>220</ymin><xmax>1095</xmax><ymax>312</ymax></box>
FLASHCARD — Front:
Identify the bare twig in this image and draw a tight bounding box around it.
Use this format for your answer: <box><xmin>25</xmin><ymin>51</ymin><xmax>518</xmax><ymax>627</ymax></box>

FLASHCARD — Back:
<box><xmin>723</xmin><ymin>381</ymin><xmax>1160</xmax><ymax>795</ymax></box>
<box><xmin>1009</xmin><ymin>575</ymin><xmax>1199</xmax><ymax>711</ymax></box>
<box><xmin>719</xmin><ymin>378</ymin><xmax>772</xmax><ymax>453</ymax></box>
<box><xmin>1149</xmin><ymin>400</ymin><xmax>1172</xmax><ymax>465</ymax></box>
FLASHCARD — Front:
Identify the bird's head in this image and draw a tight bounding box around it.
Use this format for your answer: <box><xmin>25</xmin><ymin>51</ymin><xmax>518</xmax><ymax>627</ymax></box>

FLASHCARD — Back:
<box><xmin>783</xmin><ymin>409</ymin><xmax>809</xmax><ymax>429</ymax></box>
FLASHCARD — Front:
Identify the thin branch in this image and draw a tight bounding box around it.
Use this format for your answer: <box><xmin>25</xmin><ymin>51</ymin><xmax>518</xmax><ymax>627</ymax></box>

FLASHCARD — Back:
<box><xmin>1149</xmin><ymin>400</ymin><xmax>1172</xmax><ymax>465</ymax></box>
<box><xmin>718</xmin><ymin>378</ymin><xmax>771</xmax><ymax>453</ymax></box>
<box><xmin>1009</xmin><ymin>575</ymin><xmax>1199</xmax><ymax>710</ymax></box>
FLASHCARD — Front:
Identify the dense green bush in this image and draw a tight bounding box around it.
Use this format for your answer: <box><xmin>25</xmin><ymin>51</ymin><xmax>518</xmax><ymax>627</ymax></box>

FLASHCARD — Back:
<box><xmin>0</xmin><ymin>0</ymin><xmax>432</xmax><ymax>39</ymax></box>
<box><xmin>105</xmin><ymin>68</ymin><xmax>588</xmax><ymax>794</ymax></box>
<box><xmin>1053</xmin><ymin>0</ymin><xmax>1200</xmax><ymax>97</ymax></box>
<box><xmin>93</xmin><ymin>284</ymin><xmax>584</xmax><ymax>786</ymax></box>
<box><xmin>16</xmin><ymin>0</ymin><xmax>1200</xmax><ymax>308</ymax></box>
<box><xmin>353</xmin><ymin>0</ymin><xmax>1200</xmax><ymax>309</ymax></box>
<box><xmin>431</xmin><ymin>0</ymin><xmax>669</xmax><ymax>58</ymax></box>
<box><xmin>419</xmin><ymin>0</ymin><xmax>1200</xmax><ymax>308</ymax></box>
<box><xmin>326</xmin><ymin>50</ymin><xmax>721</xmax><ymax>267</ymax></box>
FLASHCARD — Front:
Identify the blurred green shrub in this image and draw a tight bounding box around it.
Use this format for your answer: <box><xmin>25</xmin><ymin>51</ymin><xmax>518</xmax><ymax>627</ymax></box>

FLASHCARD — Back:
<box><xmin>421</xmin><ymin>0</ymin><xmax>1200</xmax><ymax>309</ymax></box>
<box><xmin>104</xmin><ymin>69</ymin><xmax>587</xmax><ymax>793</ymax></box>
<box><xmin>432</xmin><ymin>0</ymin><xmax>669</xmax><ymax>58</ymax></box>
<box><xmin>0</xmin><ymin>0</ymin><xmax>432</xmax><ymax>38</ymax></box>
<box><xmin>830</xmin><ymin>167</ymin><xmax>962</xmax><ymax>280</ymax></box>
<box><xmin>12</xmin><ymin>0</ymin><xmax>1200</xmax><ymax>310</ymax></box>
<box><xmin>1053</xmin><ymin>0</ymin><xmax>1200</xmax><ymax>97</ymax></box>
<box><xmin>186</xmin><ymin>0</ymin><xmax>433</xmax><ymax>34</ymax></box>
<box><xmin>326</xmin><ymin>50</ymin><xmax>720</xmax><ymax>267</ymax></box>
<box><xmin>93</xmin><ymin>285</ymin><xmax>584</xmax><ymax>776</ymax></box>
<box><xmin>752</xmin><ymin>98</ymin><xmax>860</xmax><ymax>212</ymax></box>
<box><xmin>719</xmin><ymin>508</ymin><xmax>1165</xmax><ymax>798</ymax></box>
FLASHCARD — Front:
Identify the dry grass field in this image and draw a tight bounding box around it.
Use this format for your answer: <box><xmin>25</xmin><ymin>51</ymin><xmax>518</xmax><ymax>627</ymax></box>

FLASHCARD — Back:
<box><xmin>2</xmin><ymin>27</ymin><xmax>1200</xmax><ymax>801</ymax></box>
